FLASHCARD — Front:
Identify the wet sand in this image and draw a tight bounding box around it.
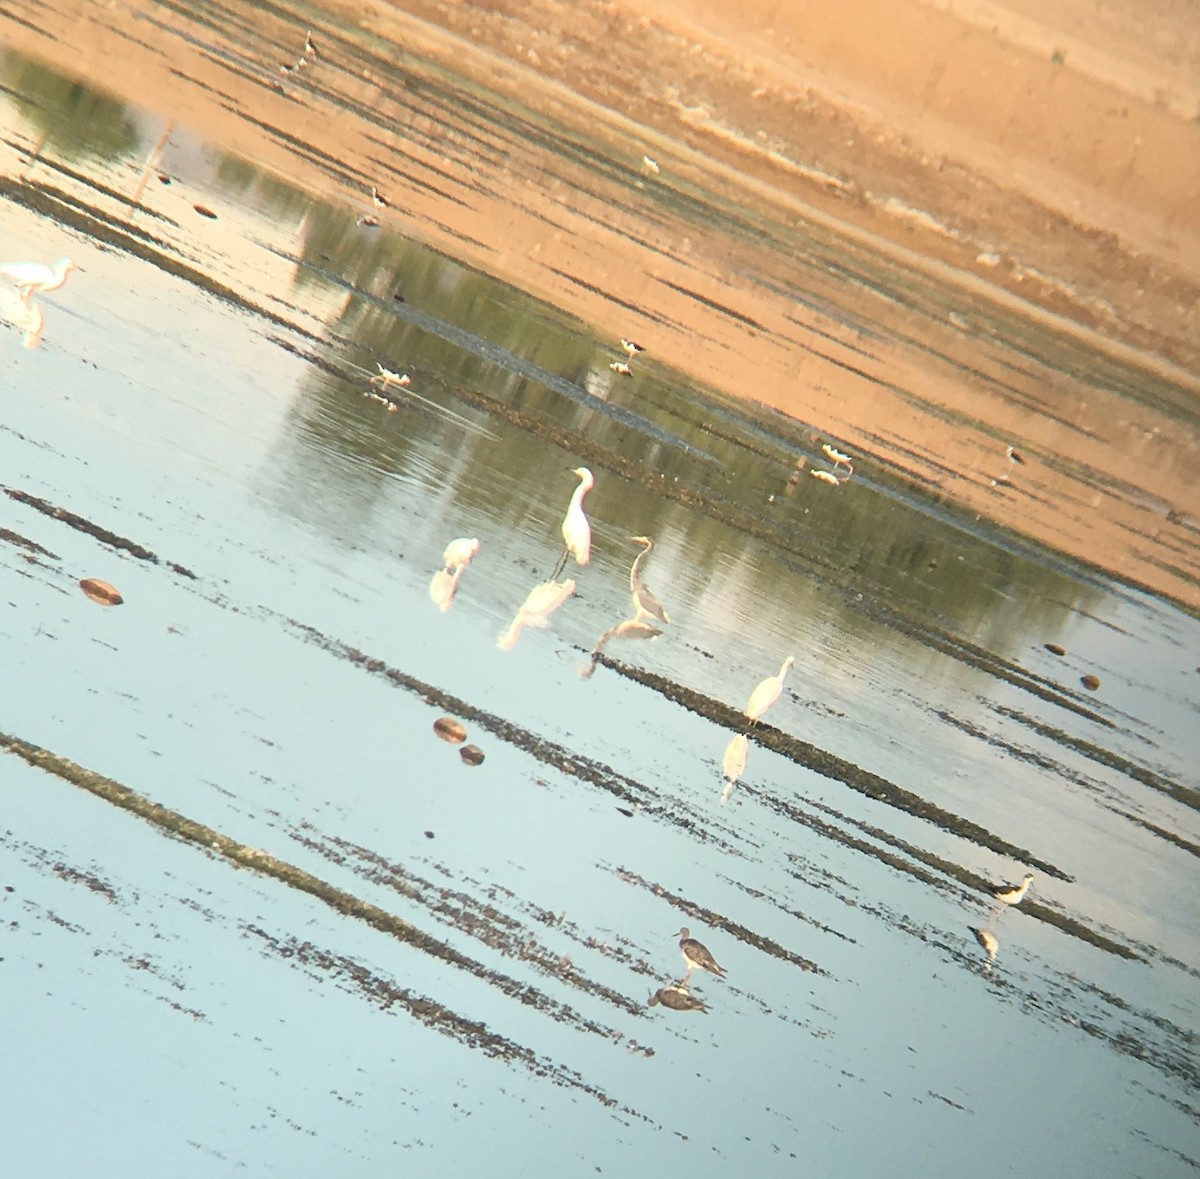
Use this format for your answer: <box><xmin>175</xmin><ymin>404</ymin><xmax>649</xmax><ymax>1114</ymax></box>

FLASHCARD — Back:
<box><xmin>2</xmin><ymin>0</ymin><xmax>1197</xmax><ymax>607</ymax></box>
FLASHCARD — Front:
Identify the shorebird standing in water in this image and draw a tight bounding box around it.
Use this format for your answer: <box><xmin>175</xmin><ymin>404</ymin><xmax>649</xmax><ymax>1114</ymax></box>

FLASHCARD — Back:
<box><xmin>745</xmin><ymin>656</ymin><xmax>794</xmax><ymax>724</ymax></box>
<box><xmin>620</xmin><ymin>338</ymin><xmax>645</xmax><ymax>357</ymax></box>
<box><xmin>991</xmin><ymin>872</ymin><xmax>1034</xmax><ymax>909</ymax></box>
<box><xmin>676</xmin><ymin>927</ymin><xmax>726</xmax><ymax>980</ymax></box>
<box><xmin>551</xmin><ymin>467</ymin><xmax>593</xmax><ymax>578</ymax></box>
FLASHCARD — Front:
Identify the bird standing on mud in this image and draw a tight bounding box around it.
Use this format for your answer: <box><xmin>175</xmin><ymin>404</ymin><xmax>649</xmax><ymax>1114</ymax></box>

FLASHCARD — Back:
<box><xmin>991</xmin><ymin>872</ymin><xmax>1034</xmax><ymax>910</ymax></box>
<box><xmin>745</xmin><ymin>656</ymin><xmax>794</xmax><ymax>723</ymax></box>
<box><xmin>552</xmin><ymin>467</ymin><xmax>593</xmax><ymax>578</ymax></box>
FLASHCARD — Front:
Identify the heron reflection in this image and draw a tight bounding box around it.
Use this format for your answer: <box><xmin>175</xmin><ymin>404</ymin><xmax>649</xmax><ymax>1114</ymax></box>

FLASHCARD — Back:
<box><xmin>1</xmin><ymin>290</ymin><xmax>46</xmax><ymax>350</ymax></box>
<box><xmin>429</xmin><ymin>537</ymin><xmax>479</xmax><ymax>613</ymax></box>
<box><xmin>579</xmin><ymin>614</ymin><xmax>663</xmax><ymax>678</ymax></box>
<box><xmin>647</xmin><ymin>979</ymin><xmax>709</xmax><ymax>1013</ymax></box>
<box><xmin>497</xmin><ymin>577</ymin><xmax>576</xmax><ymax>650</ymax></box>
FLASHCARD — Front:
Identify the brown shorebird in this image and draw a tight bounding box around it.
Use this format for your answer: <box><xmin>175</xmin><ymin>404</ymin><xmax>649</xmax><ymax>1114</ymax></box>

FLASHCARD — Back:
<box><xmin>648</xmin><ymin>981</ymin><xmax>708</xmax><ymax>1013</ymax></box>
<box><xmin>677</xmin><ymin>927</ymin><xmax>726</xmax><ymax>980</ymax></box>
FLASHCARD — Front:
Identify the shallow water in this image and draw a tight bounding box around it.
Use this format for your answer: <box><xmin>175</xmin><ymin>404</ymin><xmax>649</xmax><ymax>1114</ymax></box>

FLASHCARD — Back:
<box><xmin>1</xmin><ymin>33</ymin><xmax>1198</xmax><ymax>1179</ymax></box>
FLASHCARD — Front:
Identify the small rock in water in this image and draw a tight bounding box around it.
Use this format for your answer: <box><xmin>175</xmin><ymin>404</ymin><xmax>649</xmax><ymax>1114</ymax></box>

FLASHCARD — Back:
<box><xmin>433</xmin><ymin>716</ymin><xmax>467</xmax><ymax>744</ymax></box>
<box><xmin>1080</xmin><ymin>674</ymin><xmax>1101</xmax><ymax>691</ymax></box>
<box><xmin>1044</xmin><ymin>643</ymin><xmax>1066</xmax><ymax>656</ymax></box>
<box><xmin>79</xmin><ymin>578</ymin><xmax>123</xmax><ymax>606</ymax></box>
<box><xmin>459</xmin><ymin>744</ymin><xmax>485</xmax><ymax>767</ymax></box>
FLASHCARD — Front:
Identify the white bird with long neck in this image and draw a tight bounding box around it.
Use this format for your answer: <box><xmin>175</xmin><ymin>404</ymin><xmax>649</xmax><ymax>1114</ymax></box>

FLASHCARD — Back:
<box><xmin>0</xmin><ymin>258</ymin><xmax>78</xmax><ymax>303</ymax></box>
<box><xmin>745</xmin><ymin>656</ymin><xmax>794</xmax><ymax>723</ymax></box>
<box><xmin>552</xmin><ymin>467</ymin><xmax>593</xmax><ymax>578</ymax></box>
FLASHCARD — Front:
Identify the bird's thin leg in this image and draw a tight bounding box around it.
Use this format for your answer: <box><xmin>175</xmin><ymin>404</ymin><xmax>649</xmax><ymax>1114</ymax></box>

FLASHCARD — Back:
<box><xmin>550</xmin><ymin>546</ymin><xmax>569</xmax><ymax>580</ymax></box>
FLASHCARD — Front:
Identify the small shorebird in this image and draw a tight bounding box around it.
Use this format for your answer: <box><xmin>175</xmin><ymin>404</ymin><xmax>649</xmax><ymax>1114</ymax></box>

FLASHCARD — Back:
<box><xmin>551</xmin><ymin>467</ymin><xmax>593</xmax><ymax>578</ymax></box>
<box><xmin>620</xmin><ymin>338</ymin><xmax>645</xmax><ymax>357</ymax></box>
<box><xmin>648</xmin><ymin>981</ymin><xmax>708</xmax><ymax>1013</ymax></box>
<box><xmin>642</xmin><ymin>156</ymin><xmax>660</xmax><ymax>175</ymax></box>
<box><xmin>992</xmin><ymin>872</ymin><xmax>1034</xmax><ymax>908</ymax></box>
<box><xmin>1006</xmin><ymin>445</ymin><xmax>1026</xmax><ymax>466</ymax></box>
<box><xmin>0</xmin><ymin>257</ymin><xmax>78</xmax><ymax>303</ymax></box>
<box><xmin>810</xmin><ymin>469</ymin><xmax>841</xmax><ymax>486</ymax></box>
<box><xmin>371</xmin><ymin>363</ymin><xmax>411</xmax><ymax>388</ymax></box>
<box><xmin>304</xmin><ymin>30</ymin><xmax>317</xmax><ymax>57</ymax></box>
<box><xmin>676</xmin><ymin>927</ymin><xmax>726</xmax><ymax>980</ymax></box>
<box><xmin>371</xmin><ymin>185</ymin><xmax>389</xmax><ymax>209</ymax></box>
<box><xmin>609</xmin><ymin>360</ymin><xmax>632</xmax><ymax>377</ymax></box>
<box><xmin>745</xmin><ymin>656</ymin><xmax>794</xmax><ymax>723</ymax></box>
<box><xmin>629</xmin><ymin>535</ymin><xmax>670</xmax><ymax>624</ymax></box>
<box><xmin>822</xmin><ymin>443</ymin><xmax>852</xmax><ymax>468</ymax></box>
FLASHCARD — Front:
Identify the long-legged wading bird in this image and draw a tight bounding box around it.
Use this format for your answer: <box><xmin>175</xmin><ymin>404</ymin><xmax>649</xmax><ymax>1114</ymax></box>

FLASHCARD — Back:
<box><xmin>629</xmin><ymin>535</ymin><xmax>670</xmax><ymax>624</ymax></box>
<box><xmin>551</xmin><ymin>467</ymin><xmax>593</xmax><ymax>578</ymax></box>
<box><xmin>745</xmin><ymin>656</ymin><xmax>794</xmax><ymax>723</ymax></box>
<box><xmin>0</xmin><ymin>257</ymin><xmax>78</xmax><ymax>303</ymax></box>
<box><xmin>991</xmin><ymin>872</ymin><xmax>1034</xmax><ymax>910</ymax></box>
<box><xmin>676</xmin><ymin>927</ymin><xmax>726</xmax><ymax>980</ymax></box>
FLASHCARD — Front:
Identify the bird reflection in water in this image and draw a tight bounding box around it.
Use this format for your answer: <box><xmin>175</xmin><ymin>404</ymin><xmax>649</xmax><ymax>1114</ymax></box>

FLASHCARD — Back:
<box><xmin>969</xmin><ymin>926</ymin><xmax>1000</xmax><ymax>973</ymax></box>
<box><xmin>720</xmin><ymin>732</ymin><xmax>749</xmax><ymax>803</ymax></box>
<box><xmin>647</xmin><ymin>979</ymin><xmax>709</xmax><ymax>1014</ymax></box>
<box><xmin>579</xmin><ymin>615</ymin><xmax>663</xmax><ymax>678</ymax></box>
<box><xmin>1</xmin><ymin>290</ymin><xmax>46</xmax><ymax>350</ymax></box>
<box><xmin>497</xmin><ymin>578</ymin><xmax>576</xmax><ymax>650</ymax></box>
<box><xmin>429</xmin><ymin>537</ymin><xmax>480</xmax><ymax>614</ymax></box>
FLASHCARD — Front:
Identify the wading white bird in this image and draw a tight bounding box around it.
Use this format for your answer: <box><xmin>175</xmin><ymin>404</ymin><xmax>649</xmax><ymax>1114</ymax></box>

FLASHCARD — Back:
<box><xmin>991</xmin><ymin>872</ymin><xmax>1034</xmax><ymax>908</ymax></box>
<box><xmin>676</xmin><ymin>928</ymin><xmax>726</xmax><ymax>980</ymax></box>
<box><xmin>745</xmin><ymin>656</ymin><xmax>794</xmax><ymax>723</ymax></box>
<box><xmin>0</xmin><ymin>257</ymin><xmax>78</xmax><ymax>303</ymax></box>
<box><xmin>552</xmin><ymin>467</ymin><xmax>593</xmax><ymax>578</ymax></box>
<box><xmin>441</xmin><ymin>537</ymin><xmax>479</xmax><ymax>573</ymax></box>
<box><xmin>629</xmin><ymin>535</ymin><xmax>670</xmax><ymax>624</ymax></box>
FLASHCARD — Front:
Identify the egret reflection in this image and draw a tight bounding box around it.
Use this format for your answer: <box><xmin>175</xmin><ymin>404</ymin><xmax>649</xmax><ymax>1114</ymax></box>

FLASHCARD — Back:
<box><xmin>497</xmin><ymin>578</ymin><xmax>576</xmax><ymax>650</ymax></box>
<box><xmin>429</xmin><ymin>536</ymin><xmax>480</xmax><ymax>613</ymax></box>
<box><xmin>1</xmin><ymin>289</ymin><xmax>45</xmax><ymax>349</ymax></box>
<box><xmin>647</xmin><ymin>979</ymin><xmax>708</xmax><ymax>1014</ymax></box>
<box><xmin>720</xmin><ymin>733</ymin><xmax>749</xmax><ymax>802</ymax></box>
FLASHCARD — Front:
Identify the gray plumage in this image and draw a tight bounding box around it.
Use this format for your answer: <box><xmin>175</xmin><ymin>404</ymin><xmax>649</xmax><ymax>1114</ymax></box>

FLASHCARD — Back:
<box><xmin>677</xmin><ymin>927</ymin><xmax>726</xmax><ymax>979</ymax></box>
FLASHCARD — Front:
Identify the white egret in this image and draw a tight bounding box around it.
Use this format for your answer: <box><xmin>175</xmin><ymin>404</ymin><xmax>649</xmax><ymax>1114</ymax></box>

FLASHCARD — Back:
<box><xmin>551</xmin><ymin>467</ymin><xmax>593</xmax><ymax>578</ymax></box>
<box><xmin>676</xmin><ymin>928</ymin><xmax>726</xmax><ymax>980</ymax></box>
<box><xmin>629</xmin><ymin>535</ymin><xmax>670</xmax><ymax>624</ymax></box>
<box><xmin>0</xmin><ymin>258</ymin><xmax>78</xmax><ymax>303</ymax></box>
<box><xmin>441</xmin><ymin>537</ymin><xmax>479</xmax><ymax>573</ymax></box>
<box><xmin>745</xmin><ymin>656</ymin><xmax>794</xmax><ymax>723</ymax></box>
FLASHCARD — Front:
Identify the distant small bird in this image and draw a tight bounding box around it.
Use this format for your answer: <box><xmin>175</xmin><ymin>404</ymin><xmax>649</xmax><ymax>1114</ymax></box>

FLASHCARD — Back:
<box><xmin>609</xmin><ymin>361</ymin><xmax>632</xmax><ymax>377</ymax></box>
<box><xmin>552</xmin><ymin>467</ymin><xmax>593</xmax><ymax>578</ymax></box>
<box><xmin>992</xmin><ymin>872</ymin><xmax>1034</xmax><ymax>907</ymax></box>
<box><xmin>629</xmin><ymin>535</ymin><xmax>670</xmax><ymax>624</ymax></box>
<box><xmin>371</xmin><ymin>185</ymin><xmax>389</xmax><ymax>209</ymax></box>
<box><xmin>620</xmin><ymin>338</ymin><xmax>645</xmax><ymax>357</ymax></box>
<box><xmin>304</xmin><ymin>30</ymin><xmax>317</xmax><ymax>57</ymax></box>
<box><xmin>745</xmin><ymin>656</ymin><xmax>794</xmax><ymax>723</ymax></box>
<box><xmin>642</xmin><ymin>156</ymin><xmax>660</xmax><ymax>175</ymax></box>
<box><xmin>822</xmin><ymin>443</ymin><xmax>852</xmax><ymax>467</ymax></box>
<box><xmin>677</xmin><ymin>927</ymin><xmax>726</xmax><ymax>980</ymax></box>
<box><xmin>0</xmin><ymin>257</ymin><xmax>78</xmax><ymax>303</ymax></box>
<box><xmin>1006</xmin><ymin>446</ymin><xmax>1026</xmax><ymax>465</ymax></box>
<box><xmin>441</xmin><ymin>537</ymin><xmax>479</xmax><ymax>573</ymax></box>
<box><xmin>648</xmin><ymin>982</ymin><xmax>708</xmax><ymax>1013</ymax></box>
<box><xmin>371</xmin><ymin>364</ymin><xmax>410</xmax><ymax>388</ymax></box>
